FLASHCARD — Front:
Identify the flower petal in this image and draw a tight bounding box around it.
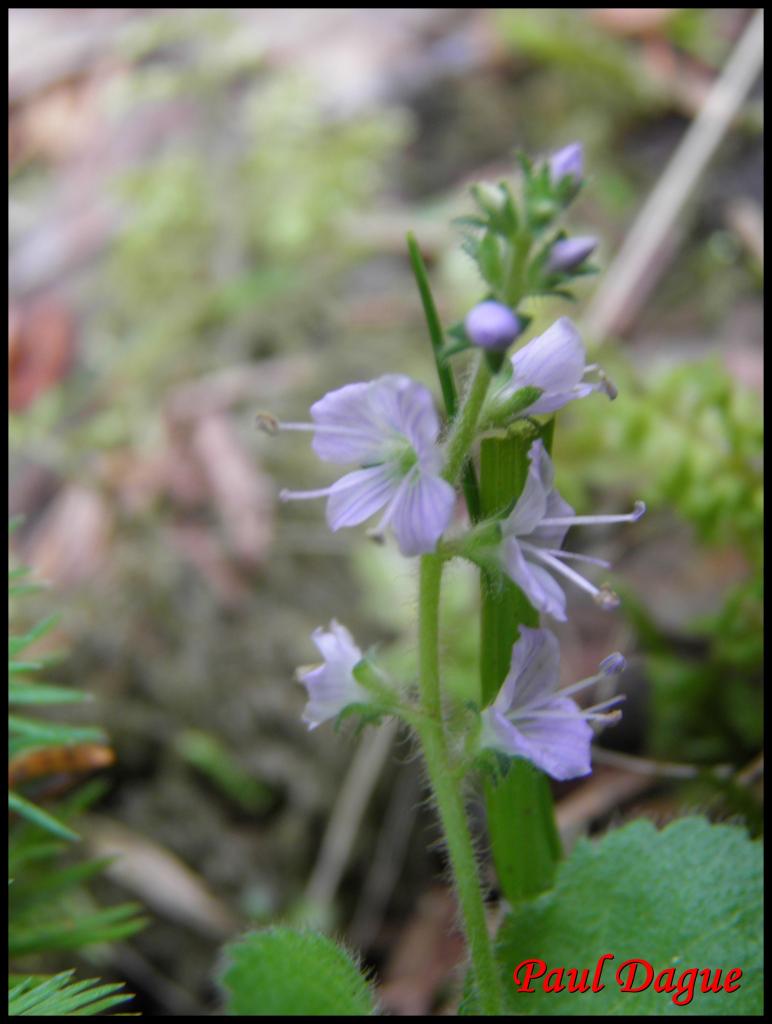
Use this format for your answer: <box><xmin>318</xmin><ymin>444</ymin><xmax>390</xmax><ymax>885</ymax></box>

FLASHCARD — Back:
<box><xmin>312</xmin><ymin>620</ymin><xmax>361</xmax><ymax>669</ymax></box>
<box><xmin>494</xmin><ymin>626</ymin><xmax>561</xmax><ymax>714</ymax></box>
<box><xmin>502</xmin><ymin>440</ymin><xmax>553</xmax><ymax>537</ymax></box>
<box><xmin>519</xmin><ymin>381</ymin><xmax>599</xmax><ymax>416</ymax></box>
<box><xmin>375</xmin><ymin>375</ymin><xmax>443</xmax><ymax>463</ymax></box>
<box><xmin>389</xmin><ymin>470</ymin><xmax>456</xmax><ymax>556</ymax></box>
<box><xmin>526</xmin><ymin>484</ymin><xmax>576</xmax><ymax>551</ymax></box>
<box><xmin>509</xmin><ymin>318</ymin><xmax>587</xmax><ymax>403</ymax></box>
<box><xmin>325</xmin><ymin>465</ymin><xmax>397</xmax><ymax>530</ymax></box>
<box><xmin>502</xmin><ymin>537</ymin><xmax>568</xmax><ymax>622</ymax></box>
<box><xmin>299</xmin><ymin>621</ymin><xmax>367</xmax><ymax>729</ymax></box>
<box><xmin>482</xmin><ymin>701</ymin><xmax>593</xmax><ymax>780</ymax></box>
<box><xmin>310</xmin><ymin>381</ymin><xmax>392</xmax><ymax>464</ymax></box>
<box><xmin>310</xmin><ymin>374</ymin><xmax>443</xmax><ymax>467</ymax></box>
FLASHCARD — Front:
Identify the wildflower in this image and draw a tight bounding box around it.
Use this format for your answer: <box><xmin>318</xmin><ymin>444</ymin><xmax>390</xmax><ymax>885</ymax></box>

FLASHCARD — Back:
<box><xmin>499</xmin><ymin>440</ymin><xmax>645</xmax><ymax>622</ymax></box>
<box><xmin>296</xmin><ymin>621</ymin><xmax>370</xmax><ymax>730</ymax></box>
<box><xmin>548</xmin><ymin>236</ymin><xmax>597</xmax><ymax>273</ymax></box>
<box><xmin>548</xmin><ymin>141</ymin><xmax>583</xmax><ymax>185</ymax></box>
<box><xmin>271</xmin><ymin>374</ymin><xmax>456</xmax><ymax>556</ymax></box>
<box><xmin>465</xmin><ymin>301</ymin><xmax>523</xmax><ymax>351</ymax></box>
<box><xmin>502</xmin><ymin>317</ymin><xmax>615</xmax><ymax>417</ymax></box>
<box><xmin>480</xmin><ymin>626</ymin><xmax>625</xmax><ymax>780</ymax></box>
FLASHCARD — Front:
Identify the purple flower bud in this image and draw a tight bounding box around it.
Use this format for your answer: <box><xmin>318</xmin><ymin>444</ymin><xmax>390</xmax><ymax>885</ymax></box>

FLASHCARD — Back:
<box><xmin>464</xmin><ymin>301</ymin><xmax>523</xmax><ymax>351</ymax></box>
<box><xmin>549</xmin><ymin>142</ymin><xmax>584</xmax><ymax>184</ymax></box>
<box><xmin>548</xmin><ymin>236</ymin><xmax>597</xmax><ymax>273</ymax></box>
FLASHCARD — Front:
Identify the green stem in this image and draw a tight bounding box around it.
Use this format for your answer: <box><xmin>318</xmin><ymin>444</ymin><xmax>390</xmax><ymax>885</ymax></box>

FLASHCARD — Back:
<box><xmin>443</xmin><ymin>354</ymin><xmax>492</xmax><ymax>485</ymax></box>
<box><xmin>417</xmin><ymin>554</ymin><xmax>502</xmax><ymax>1015</ymax></box>
<box><xmin>407</xmin><ymin>231</ymin><xmax>481</xmax><ymax>521</ymax></box>
<box><xmin>479</xmin><ymin>426</ymin><xmax>562</xmax><ymax>905</ymax></box>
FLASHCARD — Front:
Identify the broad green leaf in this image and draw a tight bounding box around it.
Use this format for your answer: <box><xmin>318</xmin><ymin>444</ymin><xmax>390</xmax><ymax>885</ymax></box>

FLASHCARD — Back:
<box><xmin>491</xmin><ymin>817</ymin><xmax>762</xmax><ymax>1015</ymax></box>
<box><xmin>220</xmin><ymin>928</ymin><xmax>376</xmax><ymax>1016</ymax></box>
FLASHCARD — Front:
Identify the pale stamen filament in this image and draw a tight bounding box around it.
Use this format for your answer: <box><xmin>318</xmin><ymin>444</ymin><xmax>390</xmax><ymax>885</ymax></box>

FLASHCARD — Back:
<box><xmin>536</xmin><ymin>548</ymin><xmax>612</xmax><ymax>569</ymax></box>
<box><xmin>273</xmin><ymin>421</ymin><xmax>377</xmax><ymax>438</ymax></box>
<box><xmin>539</xmin><ymin>501</ymin><xmax>645</xmax><ymax>528</ymax></box>
<box><xmin>520</xmin><ymin>542</ymin><xmax>602</xmax><ymax>599</ymax></box>
<box><xmin>279</xmin><ymin>485</ymin><xmax>334</xmax><ymax>502</ymax></box>
<box><xmin>516</xmin><ymin>695</ymin><xmax>624</xmax><ymax>723</ymax></box>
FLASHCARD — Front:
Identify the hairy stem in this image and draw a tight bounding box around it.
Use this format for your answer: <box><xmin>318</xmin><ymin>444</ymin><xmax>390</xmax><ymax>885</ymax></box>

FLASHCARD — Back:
<box><xmin>407</xmin><ymin>231</ymin><xmax>481</xmax><ymax>520</ymax></box>
<box><xmin>417</xmin><ymin>553</ymin><xmax>502</xmax><ymax>1015</ymax></box>
<box><xmin>443</xmin><ymin>353</ymin><xmax>492</xmax><ymax>486</ymax></box>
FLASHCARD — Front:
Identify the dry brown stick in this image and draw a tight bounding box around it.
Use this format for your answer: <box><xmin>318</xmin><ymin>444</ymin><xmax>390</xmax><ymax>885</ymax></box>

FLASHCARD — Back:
<box><xmin>302</xmin><ymin>718</ymin><xmax>398</xmax><ymax>913</ymax></box>
<box><xmin>584</xmin><ymin>8</ymin><xmax>764</xmax><ymax>340</ymax></box>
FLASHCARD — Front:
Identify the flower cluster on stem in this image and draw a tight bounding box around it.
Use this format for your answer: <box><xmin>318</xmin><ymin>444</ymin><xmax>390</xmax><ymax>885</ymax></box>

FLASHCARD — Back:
<box><xmin>263</xmin><ymin>140</ymin><xmax>646</xmax><ymax>1016</ymax></box>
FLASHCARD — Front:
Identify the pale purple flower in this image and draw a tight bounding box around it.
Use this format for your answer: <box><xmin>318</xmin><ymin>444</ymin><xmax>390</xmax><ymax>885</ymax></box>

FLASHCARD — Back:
<box><xmin>273</xmin><ymin>374</ymin><xmax>456</xmax><ymax>556</ymax></box>
<box><xmin>502</xmin><ymin>316</ymin><xmax>615</xmax><ymax>417</ymax></box>
<box><xmin>548</xmin><ymin>142</ymin><xmax>584</xmax><ymax>185</ymax></box>
<box><xmin>296</xmin><ymin>621</ymin><xmax>370</xmax><ymax>730</ymax></box>
<box><xmin>499</xmin><ymin>440</ymin><xmax>645</xmax><ymax>622</ymax></box>
<box><xmin>480</xmin><ymin>626</ymin><xmax>624</xmax><ymax>780</ymax></box>
<box><xmin>548</xmin><ymin>236</ymin><xmax>597</xmax><ymax>273</ymax></box>
<box><xmin>465</xmin><ymin>301</ymin><xmax>523</xmax><ymax>351</ymax></box>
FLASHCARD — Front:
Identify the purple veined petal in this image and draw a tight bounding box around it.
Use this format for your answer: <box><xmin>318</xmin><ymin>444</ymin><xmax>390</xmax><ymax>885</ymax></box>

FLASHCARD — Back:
<box><xmin>485</xmin><ymin>699</ymin><xmax>593</xmax><ymax>780</ymax></box>
<box><xmin>502</xmin><ymin>440</ymin><xmax>553</xmax><ymax>537</ymax></box>
<box><xmin>388</xmin><ymin>469</ymin><xmax>456</xmax><ymax>557</ymax></box>
<box><xmin>325</xmin><ymin>464</ymin><xmax>398</xmax><ymax>530</ymax></box>
<box><xmin>501</xmin><ymin>537</ymin><xmax>568</xmax><ymax>622</ymax></box>
<box><xmin>385</xmin><ymin>376</ymin><xmax>444</xmax><ymax>460</ymax></box>
<box><xmin>299</xmin><ymin>621</ymin><xmax>368</xmax><ymax>730</ymax></box>
<box><xmin>299</xmin><ymin>663</ymin><xmax>345</xmax><ymax>729</ymax></box>
<box><xmin>310</xmin><ymin>381</ymin><xmax>394</xmax><ymax>464</ymax></box>
<box><xmin>300</xmin><ymin>668</ymin><xmax>368</xmax><ymax>729</ymax></box>
<box><xmin>494</xmin><ymin>626</ymin><xmax>561</xmax><ymax>715</ymax></box>
<box><xmin>311</xmin><ymin>374</ymin><xmax>443</xmax><ymax>467</ymax></box>
<box><xmin>509</xmin><ymin>318</ymin><xmax>587</xmax><ymax>401</ymax></box>
<box><xmin>311</xmin><ymin>620</ymin><xmax>361</xmax><ymax>669</ymax></box>
<box><xmin>518</xmin><ymin>381</ymin><xmax>600</xmax><ymax>417</ymax></box>
<box><xmin>526</xmin><ymin>482</ymin><xmax>576</xmax><ymax>551</ymax></box>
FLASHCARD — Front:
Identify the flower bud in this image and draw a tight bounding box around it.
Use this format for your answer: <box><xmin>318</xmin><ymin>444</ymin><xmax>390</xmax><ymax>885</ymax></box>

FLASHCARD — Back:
<box><xmin>548</xmin><ymin>236</ymin><xmax>597</xmax><ymax>273</ymax></box>
<box><xmin>472</xmin><ymin>182</ymin><xmax>506</xmax><ymax>215</ymax></box>
<box><xmin>549</xmin><ymin>141</ymin><xmax>584</xmax><ymax>184</ymax></box>
<box><xmin>464</xmin><ymin>301</ymin><xmax>523</xmax><ymax>351</ymax></box>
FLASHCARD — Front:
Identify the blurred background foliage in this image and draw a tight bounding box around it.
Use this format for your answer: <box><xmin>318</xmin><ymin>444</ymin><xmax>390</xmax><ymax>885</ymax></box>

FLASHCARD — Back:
<box><xmin>8</xmin><ymin>8</ymin><xmax>762</xmax><ymax>1015</ymax></box>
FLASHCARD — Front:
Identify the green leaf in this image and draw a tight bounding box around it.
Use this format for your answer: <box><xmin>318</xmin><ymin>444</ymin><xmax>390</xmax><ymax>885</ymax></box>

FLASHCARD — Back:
<box><xmin>8</xmin><ymin>970</ymin><xmax>132</xmax><ymax>1016</ymax></box>
<box><xmin>477</xmin><ymin>231</ymin><xmax>504</xmax><ymax>290</ymax></box>
<box><xmin>9</xmin><ymin>614</ymin><xmax>59</xmax><ymax>658</ymax></box>
<box><xmin>492</xmin><ymin>818</ymin><xmax>762</xmax><ymax>1015</ymax></box>
<box><xmin>9</xmin><ymin>680</ymin><xmax>90</xmax><ymax>705</ymax></box>
<box><xmin>220</xmin><ymin>928</ymin><xmax>376</xmax><ymax>1015</ymax></box>
<box><xmin>9</xmin><ymin>903</ymin><xmax>145</xmax><ymax>957</ymax></box>
<box><xmin>8</xmin><ymin>715</ymin><xmax>105</xmax><ymax>747</ymax></box>
<box><xmin>8</xmin><ymin>791</ymin><xmax>79</xmax><ymax>842</ymax></box>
